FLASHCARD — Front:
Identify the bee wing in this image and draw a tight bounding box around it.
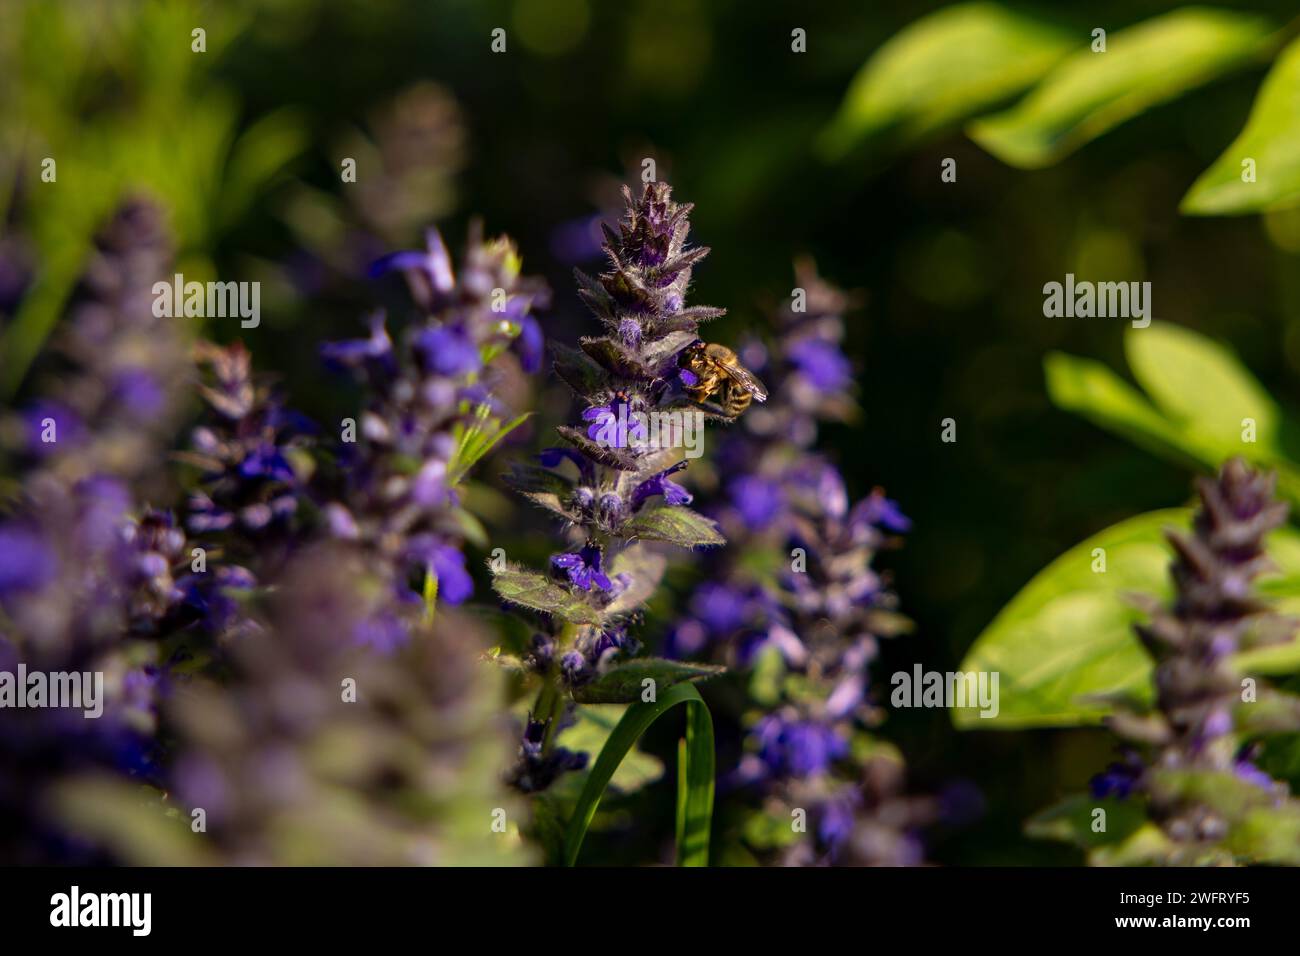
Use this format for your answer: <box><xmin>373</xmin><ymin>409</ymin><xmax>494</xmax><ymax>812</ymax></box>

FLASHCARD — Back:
<box><xmin>719</xmin><ymin>362</ymin><xmax>768</xmax><ymax>401</ymax></box>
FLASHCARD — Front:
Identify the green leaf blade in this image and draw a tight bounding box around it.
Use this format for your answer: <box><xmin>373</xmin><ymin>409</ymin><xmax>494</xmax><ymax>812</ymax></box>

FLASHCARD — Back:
<box><xmin>571</xmin><ymin>657</ymin><xmax>725</xmax><ymax>705</ymax></box>
<box><xmin>488</xmin><ymin>564</ymin><xmax>603</xmax><ymax>625</ymax></box>
<box><xmin>961</xmin><ymin>507</ymin><xmax>1300</xmax><ymax>728</ymax></box>
<box><xmin>1044</xmin><ymin>350</ymin><xmax>1199</xmax><ymax>464</ymax></box>
<box><xmin>820</xmin><ymin>2</ymin><xmax>1074</xmax><ymax>157</ymax></box>
<box><xmin>1183</xmin><ymin>35</ymin><xmax>1300</xmax><ymax>215</ymax></box>
<box><xmin>562</xmin><ymin>682</ymin><xmax>715</xmax><ymax>866</ymax></box>
<box><xmin>970</xmin><ymin>9</ymin><xmax>1276</xmax><ymax>168</ymax></box>
<box><xmin>1124</xmin><ymin>323</ymin><xmax>1279</xmax><ymax>458</ymax></box>
<box><xmin>956</xmin><ymin>509</ymin><xmax>1186</xmax><ymax>729</ymax></box>
<box><xmin>622</xmin><ymin>505</ymin><xmax>725</xmax><ymax>549</ymax></box>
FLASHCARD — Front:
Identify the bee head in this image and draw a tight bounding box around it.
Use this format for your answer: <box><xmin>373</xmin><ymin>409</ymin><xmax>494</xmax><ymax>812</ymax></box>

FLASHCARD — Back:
<box><xmin>679</xmin><ymin>340</ymin><xmax>705</xmax><ymax>363</ymax></box>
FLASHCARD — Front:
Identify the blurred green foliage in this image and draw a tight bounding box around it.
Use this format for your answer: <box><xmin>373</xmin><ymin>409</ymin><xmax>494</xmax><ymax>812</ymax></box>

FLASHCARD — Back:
<box><xmin>0</xmin><ymin>0</ymin><xmax>307</xmax><ymax>396</ymax></box>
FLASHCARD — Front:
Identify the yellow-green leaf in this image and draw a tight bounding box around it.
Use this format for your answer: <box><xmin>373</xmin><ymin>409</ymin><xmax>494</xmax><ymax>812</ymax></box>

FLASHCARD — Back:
<box><xmin>1124</xmin><ymin>322</ymin><xmax>1279</xmax><ymax>458</ymax></box>
<box><xmin>820</xmin><ymin>2</ymin><xmax>1074</xmax><ymax>157</ymax></box>
<box><xmin>1183</xmin><ymin>34</ymin><xmax>1300</xmax><ymax>215</ymax></box>
<box><xmin>970</xmin><ymin>9</ymin><xmax>1276</xmax><ymax>168</ymax></box>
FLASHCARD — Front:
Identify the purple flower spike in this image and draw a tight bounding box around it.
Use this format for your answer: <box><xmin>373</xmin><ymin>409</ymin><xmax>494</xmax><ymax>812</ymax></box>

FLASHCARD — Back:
<box><xmin>368</xmin><ymin>228</ymin><xmax>455</xmax><ymax>295</ymax></box>
<box><xmin>514</xmin><ymin>314</ymin><xmax>544</xmax><ymax>373</ymax></box>
<box><xmin>551</xmin><ymin>544</ymin><xmax>612</xmax><ymax>592</ymax></box>
<box><xmin>755</xmin><ymin>715</ymin><xmax>847</xmax><ymax>778</ymax></box>
<box><xmin>320</xmin><ymin>313</ymin><xmax>393</xmax><ymax>371</ymax></box>
<box><xmin>415</xmin><ymin>325</ymin><xmax>481</xmax><ymax>377</ymax></box>
<box><xmin>730</xmin><ymin>475</ymin><xmax>785</xmax><ymax>530</ymax></box>
<box><xmin>788</xmin><ymin>338</ymin><xmax>852</xmax><ymax>394</ymax></box>
<box><xmin>0</xmin><ymin>525</ymin><xmax>57</xmax><ymax>597</ymax></box>
<box><xmin>429</xmin><ymin>544</ymin><xmax>474</xmax><ymax>605</ymax></box>
<box><xmin>857</xmin><ymin>489</ymin><xmax>912</xmax><ymax>533</ymax></box>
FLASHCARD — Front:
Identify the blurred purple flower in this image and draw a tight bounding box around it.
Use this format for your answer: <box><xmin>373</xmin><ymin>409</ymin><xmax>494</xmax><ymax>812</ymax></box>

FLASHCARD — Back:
<box><xmin>788</xmin><ymin>338</ymin><xmax>852</xmax><ymax>394</ymax></box>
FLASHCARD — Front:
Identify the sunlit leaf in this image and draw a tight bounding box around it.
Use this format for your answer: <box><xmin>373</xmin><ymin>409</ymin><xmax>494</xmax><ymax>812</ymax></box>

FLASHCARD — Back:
<box><xmin>1044</xmin><ymin>351</ymin><xmax>1199</xmax><ymax>465</ymax></box>
<box><xmin>563</xmin><ymin>704</ymin><xmax>664</xmax><ymax>794</ymax></box>
<box><xmin>960</xmin><ymin>507</ymin><xmax>1300</xmax><ymax>728</ymax></box>
<box><xmin>622</xmin><ymin>505</ymin><xmax>725</xmax><ymax>549</ymax></box>
<box><xmin>820</xmin><ymin>2</ymin><xmax>1074</xmax><ymax>157</ymax></box>
<box><xmin>488</xmin><ymin>564</ymin><xmax>602</xmax><ymax>625</ymax></box>
<box><xmin>956</xmin><ymin>509</ymin><xmax>1181</xmax><ymax>729</ymax></box>
<box><xmin>1183</xmin><ymin>35</ymin><xmax>1300</xmax><ymax>215</ymax></box>
<box><xmin>450</xmin><ymin>408</ymin><xmax>532</xmax><ymax>485</ymax></box>
<box><xmin>1124</xmin><ymin>322</ymin><xmax>1279</xmax><ymax>458</ymax></box>
<box><xmin>970</xmin><ymin>9</ymin><xmax>1276</xmax><ymax>168</ymax></box>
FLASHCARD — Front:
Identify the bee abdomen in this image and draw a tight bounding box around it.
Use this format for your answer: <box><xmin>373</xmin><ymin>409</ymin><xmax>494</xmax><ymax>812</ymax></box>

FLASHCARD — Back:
<box><xmin>722</xmin><ymin>384</ymin><xmax>753</xmax><ymax>417</ymax></box>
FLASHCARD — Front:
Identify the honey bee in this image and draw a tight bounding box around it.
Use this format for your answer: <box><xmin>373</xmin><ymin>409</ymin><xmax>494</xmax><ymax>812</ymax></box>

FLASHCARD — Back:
<box><xmin>678</xmin><ymin>341</ymin><xmax>768</xmax><ymax>417</ymax></box>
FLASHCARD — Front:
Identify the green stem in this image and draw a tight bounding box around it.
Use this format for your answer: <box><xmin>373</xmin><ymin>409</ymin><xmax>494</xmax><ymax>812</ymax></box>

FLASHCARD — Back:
<box><xmin>422</xmin><ymin>565</ymin><xmax>438</xmax><ymax>625</ymax></box>
<box><xmin>532</xmin><ymin>621</ymin><xmax>579</xmax><ymax>751</ymax></box>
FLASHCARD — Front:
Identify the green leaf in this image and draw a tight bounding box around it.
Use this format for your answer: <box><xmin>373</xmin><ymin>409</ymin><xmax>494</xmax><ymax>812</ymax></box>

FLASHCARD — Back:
<box><xmin>529</xmin><ymin>791</ymin><xmax>572</xmax><ymax>866</ymax></box>
<box><xmin>563</xmin><ymin>704</ymin><xmax>664</xmax><ymax>794</ymax></box>
<box><xmin>0</xmin><ymin>241</ymin><xmax>89</xmax><ymax>399</ymax></box>
<box><xmin>555</xmin><ymin>425</ymin><xmax>641</xmax><ymax>471</ymax></box>
<box><xmin>1234</xmin><ymin>637</ymin><xmax>1300</xmax><ymax>676</ymax></box>
<box><xmin>571</xmin><ymin>657</ymin><xmax>725</xmax><ymax>705</ymax></box>
<box><xmin>970</xmin><ymin>9</ymin><xmax>1276</xmax><ymax>168</ymax></box>
<box><xmin>488</xmin><ymin>564</ymin><xmax>602</xmax><ymax>625</ymax></box>
<box><xmin>51</xmin><ymin>777</ymin><xmax>211</xmax><ymax>867</ymax></box>
<box><xmin>449</xmin><ymin>407</ymin><xmax>531</xmax><ymax>485</ymax></box>
<box><xmin>422</xmin><ymin>566</ymin><xmax>438</xmax><ymax>624</ymax></box>
<box><xmin>622</xmin><ymin>505</ymin><xmax>725</xmax><ymax>549</ymax></box>
<box><xmin>961</xmin><ymin>508</ymin><xmax>1300</xmax><ymax>728</ymax></box>
<box><xmin>1232</xmin><ymin>805</ymin><xmax>1300</xmax><ymax>863</ymax></box>
<box><xmin>1124</xmin><ymin>323</ymin><xmax>1279</xmax><ymax>458</ymax></box>
<box><xmin>1183</xmin><ymin>35</ymin><xmax>1300</xmax><ymax>215</ymax></box>
<box><xmin>1026</xmin><ymin>794</ymin><xmax>1147</xmax><ymax>849</ymax></box>
<box><xmin>740</xmin><ymin>807</ymin><xmax>803</xmax><ymax>852</ymax></box>
<box><xmin>503</xmin><ymin>463</ymin><xmax>577</xmax><ymax>521</ymax></box>
<box><xmin>1088</xmin><ymin>823</ymin><xmax>1175</xmax><ymax>865</ymax></box>
<box><xmin>1044</xmin><ymin>351</ymin><xmax>1199</xmax><ymax>464</ymax></box>
<box><xmin>820</xmin><ymin>2</ymin><xmax>1074</xmax><ymax>157</ymax></box>
<box><xmin>551</xmin><ymin>342</ymin><xmax>605</xmax><ymax>395</ymax></box>
<box><xmin>748</xmin><ymin>643</ymin><xmax>787</xmax><ymax>708</ymax></box>
<box><xmin>449</xmin><ymin>506</ymin><xmax>489</xmax><ymax>549</ymax></box>
<box><xmin>219</xmin><ymin>106</ymin><xmax>308</xmax><ymax>230</ymax></box>
<box><xmin>956</xmin><ymin>509</ymin><xmax>1184</xmax><ymax>729</ymax></box>
<box><xmin>602</xmin><ymin>546</ymin><xmax>667</xmax><ymax>616</ymax></box>
<box><xmin>641</xmin><ymin>330</ymin><xmax>698</xmax><ymax>370</ymax></box>
<box><xmin>563</xmin><ymin>682</ymin><xmax>715</xmax><ymax>866</ymax></box>
<box><xmin>1047</xmin><ymin>324</ymin><xmax>1286</xmax><ymax>476</ymax></box>
<box><xmin>579</xmin><ymin>336</ymin><xmax>649</xmax><ymax>378</ymax></box>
